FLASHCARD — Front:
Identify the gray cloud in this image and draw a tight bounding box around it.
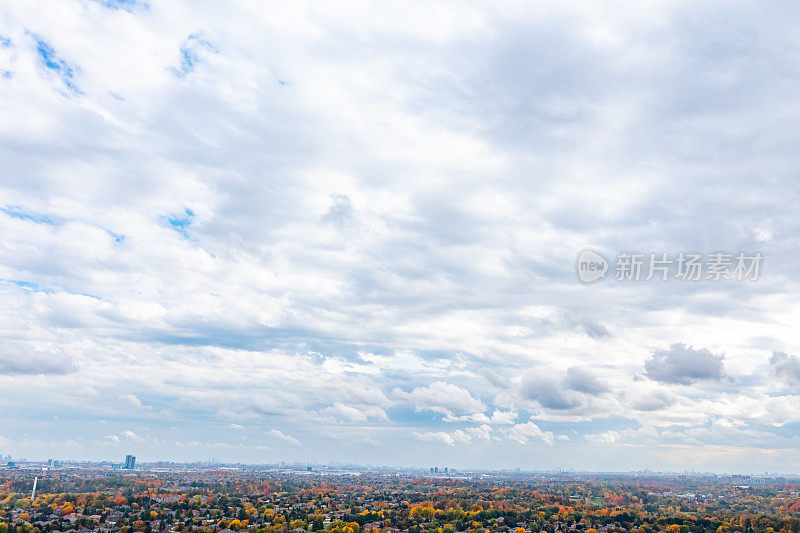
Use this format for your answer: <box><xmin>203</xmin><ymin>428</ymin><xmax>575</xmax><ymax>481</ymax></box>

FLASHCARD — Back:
<box><xmin>522</xmin><ymin>374</ymin><xmax>583</xmax><ymax>410</ymax></box>
<box><xmin>579</xmin><ymin>319</ymin><xmax>611</xmax><ymax>339</ymax></box>
<box><xmin>477</xmin><ymin>367</ymin><xmax>510</xmax><ymax>389</ymax></box>
<box><xmin>644</xmin><ymin>344</ymin><xmax>726</xmax><ymax>385</ymax></box>
<box><xmin>565</xmin><ymin>367</ymin><xmax>609</xmax><ymax>394</ymax></box>
<box><xmin>520</xmin><ymin>366</ymin><xmax>610</xmax><ymax>411</ymax></box>
<box><xmin>629</xmin><ymin>390</ymin><xmax>677</xmax><ymax>411</ymax></box>
<box><xmin>769</xmin><ymin>351</ymin><xmax>800</xmax><ymax>386</ymax></box>
<box><xmin>0</xmin><ymin>343</ymin><xmax>77</xmax><ymax>375</ymax></box>
<box><xmin>321</xmin><ymin>193</ymin><xmax>354</xmax><ymax>227</ymax></box>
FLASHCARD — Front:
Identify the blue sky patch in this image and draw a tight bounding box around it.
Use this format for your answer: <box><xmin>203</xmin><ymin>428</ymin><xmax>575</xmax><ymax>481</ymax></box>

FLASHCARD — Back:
<box><xmin>1</xmin><ymin>279</ymin><xmax>43</xmax><ymax>292</ymax></box>
<box><xmin>168</xmin><ymin>208</ymin><xmax>194</xmax><ymax>228</ymax></box>
<box><xmin>1</xmin><ymin>279</ymin><xmax>104</xmax><ymax>302</ymax></box>
<box><xmin>96</xmin><ymin>0</ymin><xmax>148</xmax><ymax>11</ymax></box>
<box><xmin>173</xmin><ymin>34</ymin><xmax>217</xmax><ymax>77</ymax></box>
<box><xmin>30</xmin><ymin>34</ymin><xmax>80</xmax><ymax>93</ymax></box>
<box><xmin>1</xmin><ymin>205</ymin><xmax>60</xmax><ymax>225</ymax></box>
<box><xmin>166</xmin><ymin>208</ymin><xmax>195</xmax><ymax>237</ymax></box>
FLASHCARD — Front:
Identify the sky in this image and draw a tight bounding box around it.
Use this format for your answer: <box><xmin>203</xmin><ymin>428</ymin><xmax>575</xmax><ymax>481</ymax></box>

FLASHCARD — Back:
<box><xmin>1</xmin><ymin>0</ymin><xmax>800</xmax><ymax>473</ymax></box>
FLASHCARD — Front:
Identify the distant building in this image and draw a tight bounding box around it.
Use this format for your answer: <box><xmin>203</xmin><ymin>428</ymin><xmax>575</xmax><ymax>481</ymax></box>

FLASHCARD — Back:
<box><xmin>124</xmin><ymin>455</ymin><xmax>136</xmax><ymax>469</ymax></box>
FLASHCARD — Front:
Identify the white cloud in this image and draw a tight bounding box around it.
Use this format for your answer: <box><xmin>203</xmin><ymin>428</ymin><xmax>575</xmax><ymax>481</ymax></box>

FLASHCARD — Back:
<box><xmin>320</xmin><ymin>402</ymin><xmax>388</xmax><ymax>423</ymax></box>
<box><xmin>122</xmin><ymin>430</ymin><xmax>144</xmax><ymax>443</ymax></box>
<box><xmin>268</xmin><ymin>429</ymin><xmax>300</xmax><ymax>446</ymax></box>
<box><xmin>119</xmin><ymin>394</ymin><xmax>152</xmax><ymax>410</ymax></box>
<box><xmin>399</xmin><ymin>381</ymin><xmax>485</xmax><ymax>416</ymax></box>
<box><xmin>585</xmin><ymin>431</ymin><xmax>621</xmax><ymax>444</ymax></box>
<box><xmin>505</xmin><ymin>421</ymin><xmax>554</xmax><ymax>446</ymax></box>
<box><xmin>413</xmin><ymin>424</ymin><xmax>492</xmax><ymax>446</ymax></box>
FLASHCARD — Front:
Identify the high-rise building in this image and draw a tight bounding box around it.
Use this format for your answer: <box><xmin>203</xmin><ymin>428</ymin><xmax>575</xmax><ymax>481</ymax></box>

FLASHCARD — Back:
<box><xmin>124</xmin><ymin>454</ymin><xmax>136</xmax><ymax>469</ymax></box>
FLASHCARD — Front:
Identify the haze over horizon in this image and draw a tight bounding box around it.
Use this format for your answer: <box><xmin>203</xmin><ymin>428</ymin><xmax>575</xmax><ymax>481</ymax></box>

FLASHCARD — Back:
<box><xmin>2</xmin><ymin>1</ymin><xmax>800</xmax><ymax>473</ymax></box>
<box><xmin>4</xmin><ymin>457</ymin><xmax>796</xmax><ymax>478</ymax></box>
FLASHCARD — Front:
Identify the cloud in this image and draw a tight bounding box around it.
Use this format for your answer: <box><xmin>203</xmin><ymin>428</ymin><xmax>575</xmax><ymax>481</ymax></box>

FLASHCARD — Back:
<box><xmin>122</xmin><ymin>430</ymin><xmax>144</xmax><ymax>443</ymax></box>
<box><xmin>444</xmin><ymin>409</ymin><xmax>517</xmax><ymax>425</ymax></box>
<box><xmin>320</xmin><ymin>402</ymin><xmax>388</xmax><ymax>423</ymax></box>
<box><xmin>477</xmin><ymin>367</ymin><xmax>510</xmax><ymax>388</ymax></box>
<box><xmin>400</xmin><ymin>381</ymin><xmax>485</xmax><ymax>416</ymax></box>
<box><xmin>1</xmin><ymin>0</ymin><xmax>800</xmax><ymax>470</ymax></box>
<box><xmin>120</xmin><ymin>394</ymin><xmax>143</xmax><ymax>408</ymax></box>
<box><xmin>119</xmin><ymin>394</ymin><xmax>152</xmax><ymax>410</ymax></box>
<box><xmin>644</xmin><ymin>344</ymin><xmax>727</xmax><ymax>385</ymax></box>
<box><xmin>769</xmin><ymin>351</ymin><xmax>800</xmax><ymax>386</ymax></box>
<box><xmin>565</xmin><ymin>367</ymin><xmax>609</xmax><ymax>394</ymax></box>
<box><xmin>522</xmin><ymin>374</ymin><xmax>583</xmax><ymax>410</ymax></box>
<box><xmin>585</xmin><ymin>430</ymin><xmax>621</xmax><ymax>443</ymax></box>
<box><xmin>413</xmin><ymin>424</ymin><xmax>492</xmax><ymax>446</ymax></box>
<box><xmin>488</xmin><ymin>410</ymin><xmax>517</xmax><ymax>425</ymax></box>
<box><xmin>505</xmin><ymin>421</ymin><xmax>554</xmax><ymax>445</ymax></box>
<box><xmin>520</xmin><ymin>367</ymin><xmax>609</xmax><ymax>411</ymax></box>
<box><xmin>321</xmin><ymin>193</ymin><xmax>354</xmax><ymax>227</ymax></box>
<box><xmin>216</xmin><ymin>408</ymin><xmax>264</xmax><ymax>423</ymax></box>
<box><xmin>338</xmin><ymin>386</ymin><xmax>393</xmax><ymax>407</ymax></box>
<box><xmin>574</xmin><ymin>318</ymin><xmax>611</xmax><ymax>339</ymax></box>
<box><xmin>268</xmin><ymin>429</ymin><xmax>300</xmax><ymax>446</ymax></box>
<box><xmin>629</xmin><ymin>390</ymin><xmax>677</xmax><ymax>411</ymax></box>
<box><xmin>0</xmin><ymin>343</ymin><xmax>77</xmax><ymax>375</ymax></box>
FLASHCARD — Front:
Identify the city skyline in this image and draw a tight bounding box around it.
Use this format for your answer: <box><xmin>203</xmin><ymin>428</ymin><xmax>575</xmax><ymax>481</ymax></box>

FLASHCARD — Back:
<box><xmin>4</xmin><ymin>455</ymin><xmax>800</xmax><ymax>479</ymax></box>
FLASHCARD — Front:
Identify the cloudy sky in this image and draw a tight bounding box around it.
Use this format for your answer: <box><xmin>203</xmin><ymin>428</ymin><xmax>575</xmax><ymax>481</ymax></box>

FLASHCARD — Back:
<box><xmin>1</xmin><ymin>0</ymin><xmax>800</xmax><ymax>472</ymax></box>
